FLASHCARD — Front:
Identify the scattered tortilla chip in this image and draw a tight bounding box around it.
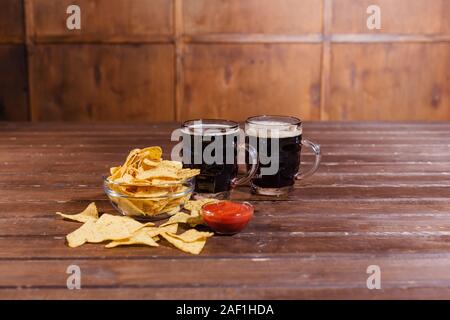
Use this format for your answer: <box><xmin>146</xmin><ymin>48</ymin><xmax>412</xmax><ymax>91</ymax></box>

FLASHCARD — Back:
<box><xmin>56</xmin><ymin>202</ymin><xmax>98</xmax><ymax>223</ymax></box>
<box><xmin>160</xmin><ymin>232</ymin><xmax>208</xmax><ymax>255</ymax></box>
<box><xmin>186</xmin><ymin>215</ymin><xmax>206</xmax><ymax>227</ymax></box>
<box><xmin>146</xmin><ymin>224</ymin><xmax>178</xmax><ymax>237</ymax></box>
<box><xmin>105</xmin><ymin>228</ymin><xmax>159</xmax><ymax>248</ymax></box>
<box><xmin>185</xmin><ymin>199</ymin><xmax>220</xmax><ymax>217</ymax></box>
<box><xmin>160</xmin><ymin>211</ymin><xmax>206</xmax><ymax>227</ymax></box>
<box><xmin>59</xmin><ymin>199</ymin><xmax>215</xmax><ymax>254</ymax></box>
<box><xmin>169</xmin><ymin>229</ymin><xmax>214</xmax><ymax>243</ymax></box>
<box><xmin>66</xmin><ymin>213</ymin><xmax>153</xmax><ymax>248</ymax></box>
<box><xmin>103</xmin><ymin>221</ymin><xmax>178</xmax><ymax>248</ymax></box>
<box><xmin>160</xmin><ymin>212</ymin><xmax>191</xmax><ymax>227</ymax></box>
<box><xmin>66</xmin><ymin>220</ymin><xmax>97</xmax><ymax>247</ymax></box>
<box><xmin>95</xmin><ymin>214</ymin><xmax>148</xmax><ymax>237</ymax></box>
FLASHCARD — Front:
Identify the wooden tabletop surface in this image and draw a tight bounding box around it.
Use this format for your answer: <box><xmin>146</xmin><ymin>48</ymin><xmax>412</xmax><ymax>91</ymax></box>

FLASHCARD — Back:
<box><xmin>1</xmin><ymin>121</ymin><xmax>450</xmax><ymax>300</ymax></box>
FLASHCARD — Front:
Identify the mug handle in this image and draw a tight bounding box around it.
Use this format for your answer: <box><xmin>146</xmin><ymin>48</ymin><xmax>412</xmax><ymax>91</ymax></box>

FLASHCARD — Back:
<box><xmin>231</xmin><ymin>144</ymin><xmax>258</xmax><ymax>187</ymax></box>
<box><xmin>295</xmin><ymin>139</ymin><xmax>321</xmax><ymax>180</ymax></box>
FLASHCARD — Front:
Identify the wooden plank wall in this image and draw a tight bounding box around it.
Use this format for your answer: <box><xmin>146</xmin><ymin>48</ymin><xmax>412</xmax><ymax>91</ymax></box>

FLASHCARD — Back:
<box><xmin>0</xmin><ymin>0</ymin><xmax>449</xmax><ymax>121</ymax></box>
<box><xmin>0</xmin><ymin>1</ymin><xmax>28</xmax><ymax>120</ymax></box>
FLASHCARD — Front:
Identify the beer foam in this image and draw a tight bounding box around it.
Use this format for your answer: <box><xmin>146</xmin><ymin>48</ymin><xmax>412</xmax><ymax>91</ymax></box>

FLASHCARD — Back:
<box><xmin>245</xmin><ymin>121</ymin><xmax>302</xmax><ymax>138</ymax></box>
<box><xmin>181</xmin><ymin>124</ymin><xmax>240</xmax><ymax>136</ymax></box>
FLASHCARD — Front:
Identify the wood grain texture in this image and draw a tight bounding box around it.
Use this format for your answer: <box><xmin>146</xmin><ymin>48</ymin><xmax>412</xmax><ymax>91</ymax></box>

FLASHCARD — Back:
<box><xmin>1</xmin><ymin>0</ymin><xmax>450</xmax><ymax>121</ymax></box>
<box><xmin>2</xmin><ymin>286</ymin><xmax>450</xmax><ymax>300</ymax></box>
<box><xmin>174</xmin><ymin>0</ymin><xmax>184</xmax><ymax>121</ymax></box>
<box><xmin>181</xmin><ymin>44</ymin><xmax>322</xmax><ymax>121</ymax></box>
<box><xmin>320</xmin><ymin>0</ymin><xmax>333</xmax><ymax>120</ymax></box>
<box><xmin>327</xmin><ymin>43</ymin><xmax>450</xmax><ymax>120</ymax></box>
<box><xmin>1</xmin><ymin>256</ymin><xmax>450</xmax><ymax>294</ymax></box>
<box><xmin>29</xmin><ymin>44</ymin><xmax>174</xmax><ymax>121</ymax></box>
<box><xmin>183</xmin><ymin>0</ymin><xmax>322</xmax><ymax>35</ymax></box>
<box><xmin>0</xmin><ymin>0</ymin><xmax>25</xmax><ymax>43</ymax></box>
<box><xmin>0</xmin><ymin>45</ymin><xmax>28</xmax><ymax>120</ymax></box>
<box><xmin>1</xmin><ymin>122</ymin><xmax>450</xmax><ymax>299</ymax></box>
<box><xmin>332</xmin><ymin>0</ymin><xmax>450</xmax><ymax>35</ymax></box>
<box><xmin>30</xmin><ymin>0</ymin><xmax>173</xmax><ymax>42</ymax></box>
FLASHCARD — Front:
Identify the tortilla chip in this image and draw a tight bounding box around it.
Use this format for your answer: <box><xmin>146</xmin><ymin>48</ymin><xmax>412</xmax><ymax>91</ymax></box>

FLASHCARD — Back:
<box><xmin>113</xmin><ymin>173</ymin><xmax>134</xmax><ymax>184</ymax></box>
<box><xmin>160</xmin><ymin>211</ymin><xmax>206</xmax><ymax>227</ymax></box>
<box><xmin>184</xmin><ymin>199</ymin><xmax>220</xmax><ymax>217</ymax></box>
<box><xmin>169</xmin><ymin>229</ymin><xmax>214</xmax><ymax>243</ymax></box>
<box><xmin>160</xmin><ymin>232</ymin><xmax>207</xmax><ymax>255</ymax></box>
<box><xmin>117</xmin><ymin>198</ymin><xmax>146</xmax><ymax>216</ymax></box>
<box><xmin>110</xmin><ymin>166</ymin><xmax>121</xmax><ymax>175</ymax></box>
<box><xmin>134</xmin><ymin>187</ymin><xmax>169</xmax><ymax>198</ymax></box>
<box><xmin>56</xmin><ymin>202</ymin><xmax>98</xmax><ymax>223</ymax></box>
<box><xmin>160</xmin><ymin>212</ymin><xmax>191</xmax><ymax>227</ymax></box>
<box><xmin>66</xmin><ymin>213</ymin><xmax>154</xmax><ymax>248</ymax></box>
<box><xmin>105</xmin><ymin>228</ymin><xmax>160</xmax><ymax>248</ymax></box>
<box><xmin>143</xmin><ymin>159</ymin><xmax>161</xmax><ymax>167</ymax></box>
<box><xmin>177</xmin><ymin>168</ymin><xmax>201</xmax><ymax>180</ymax></box>
<box><xmin>136</xmin><ymin>168</ymin><xmax>179</xmax><ymax>180</ymax></box>
<box><xmin>140</xmin><ymin>146</ymin><xmax>162</xmax><ymax>161</ymax></box>
<box><xmin>66</xmin><ymin>220</ymin><xmax>93</xmax><ymax>247</ymax></box>
<box><xmin>160</xmin><ymin>160</ymin><xmax>183</xmax><ymax>170</ymax></box>
<box><xmin>145</xmin><ymin>224</ymin><xmax>178</xmax><ymax>237</ymax></box>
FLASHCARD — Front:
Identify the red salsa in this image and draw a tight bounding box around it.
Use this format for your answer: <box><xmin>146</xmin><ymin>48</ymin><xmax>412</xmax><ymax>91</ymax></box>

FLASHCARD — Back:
<box><xmin>201</xmin><ymin>201</ymin><xmax>254</xmax><ymax>235</ymax></box>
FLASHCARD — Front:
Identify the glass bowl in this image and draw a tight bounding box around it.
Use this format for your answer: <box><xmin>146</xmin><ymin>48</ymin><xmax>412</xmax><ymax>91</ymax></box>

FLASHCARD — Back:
<box><xmin>103</xmin><ymin>177</ymin><xmax>195</xmax><ymax>221</ymax></box>
<box><xmin>201</xmin><ymin>201</ymin><xmax>254</xmax><ymax>235</ymax></box>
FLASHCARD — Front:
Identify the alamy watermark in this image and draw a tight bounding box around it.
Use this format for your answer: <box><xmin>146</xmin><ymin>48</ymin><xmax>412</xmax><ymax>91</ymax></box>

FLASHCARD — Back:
<box><xmin>66</xmin><ymin>264</ymin><xmax>81</xmax><ymax>290</ymax></box>
<box><xmin>64</xmin><ymin>4</ymin><xmax>381</xmax><ymax>31</ymax></box>
<box><xmin>366</xmin><ymin>265</ymin><xmax>381</xmax><ymax>290</ymax></box>
<box><xmin>66</xmin><ymin>5</ymin><xmax>81</xmax><ymax>30</ymax></box>
<box><xmin>367</xmin><ymin>5</ymin><xmax>382</xmax><ymax>30</ymax></box>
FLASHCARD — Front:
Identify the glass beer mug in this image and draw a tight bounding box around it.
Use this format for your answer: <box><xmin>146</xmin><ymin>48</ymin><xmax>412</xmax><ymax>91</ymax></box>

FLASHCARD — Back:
<box><xmin>245</xmin><ymin>115</ymin><xmax>321</xmax><ymax>196</ymax></box>
<box><xmin>181</xmin><ymin>119</ymin><xmax>258</xmax><ymax>199</ymax></box>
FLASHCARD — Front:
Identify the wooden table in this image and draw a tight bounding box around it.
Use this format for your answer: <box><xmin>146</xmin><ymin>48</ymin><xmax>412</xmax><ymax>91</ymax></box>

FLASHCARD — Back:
<box><xmin>1</xmin><ymin>121</ymin><xmax>450</xmax><ymax>299</ymax></box>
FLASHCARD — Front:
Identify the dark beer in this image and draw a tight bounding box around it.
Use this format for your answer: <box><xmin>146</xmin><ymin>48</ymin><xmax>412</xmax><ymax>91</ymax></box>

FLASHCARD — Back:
<box><xmin>181</xmin><ymin>120</ymin><xmax>240</xmax><ymax>197</ymax></box>
<box><xmin>246</xmin><ymin>134</ymin><xmax>302</xmax><ymax>189</ymax></box>
<box><xmin>245</xmin><ymin>115</ymin><xmax>321</xmax><ymax>196</ymax></box>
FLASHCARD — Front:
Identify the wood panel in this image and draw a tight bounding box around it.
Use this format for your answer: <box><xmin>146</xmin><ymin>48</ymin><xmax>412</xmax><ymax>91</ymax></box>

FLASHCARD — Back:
<box><xmin>1</xmin><ymin>257</ymin><xmax>450</xmax><ymax>295</ymax></box>
<box><xmin>0</xmin><ymin>0</ymin><xmax>24</xmax><ymax>43</ymax></box>
<box><xmin>0</xmin><ymin>0</ymin><xmax>448</xmax><ymax>121</ymax></box>
<box><xmin>0</xmin><ymin>45</ymin><xmax>28</xmax><ymax>120</ymax></box>
<box><xmin>332</xmin><ymin>0</ymin><xmax>450</xmax><ymax>35</ymax></box>
<box><xmin>181</xmin><ymin>44</ymin><xmax>322</xmax><ymax>121</ymax></box>
<box><xmin>31</xmin><ymin>0</ymin><xmax>173</xmax><ymax>42</ymax></box>
<box><xmin>183</xmin><ymin>0</ymin><xmax>322</xmax><ymax>35</ymax></box>
<box><xmin>327</xmin><ymin>43</ymin><xmax>450</xmax><ymax>120</ymax></box>
<box><xmin>3</xmin><ymin>287</ymin><xmax>450</xmax><ymax>300</ymax></box>
<box><xmin>29</xmin><ymin>44</ymin><xmax>174</xmax><ymax>121</ymax></box>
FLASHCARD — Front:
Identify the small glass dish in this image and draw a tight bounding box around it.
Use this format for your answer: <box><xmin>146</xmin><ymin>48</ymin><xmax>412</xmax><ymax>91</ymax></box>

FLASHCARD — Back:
<box><xmin>201</xmin><ymin>201</ymin><xmax>254</xmax><ymax>235</ymax></box>
<box><xmin>103</xmin><ymin>177</ymin><xmax>195</xmax><ymax>221</ymax></box>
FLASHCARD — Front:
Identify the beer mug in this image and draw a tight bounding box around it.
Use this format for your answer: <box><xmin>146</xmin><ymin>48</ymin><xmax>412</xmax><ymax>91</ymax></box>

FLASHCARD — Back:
<box><xmin>181</xmin><ymin>119</ymin><xmax>258</xmax><ymax>199</ymax></box>
<box><xmin>245</xmin><ymin>115</ymin><xmax>321</xmax><ymax>196</ymax></box>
